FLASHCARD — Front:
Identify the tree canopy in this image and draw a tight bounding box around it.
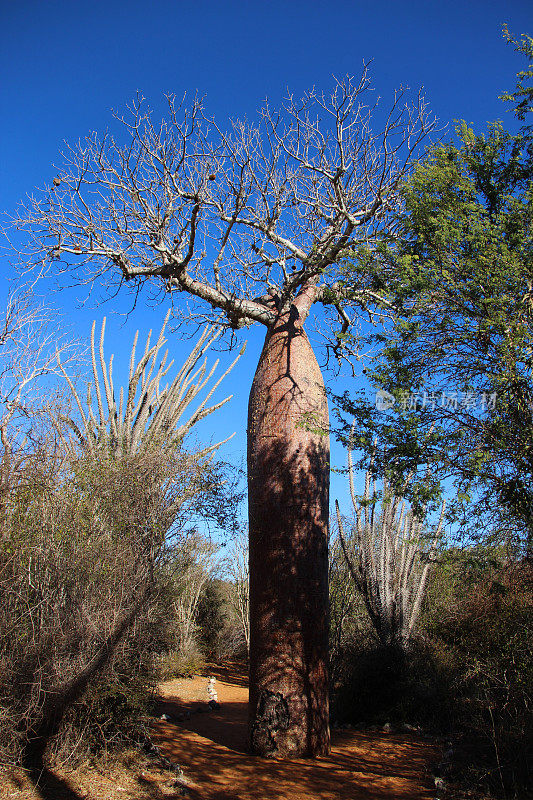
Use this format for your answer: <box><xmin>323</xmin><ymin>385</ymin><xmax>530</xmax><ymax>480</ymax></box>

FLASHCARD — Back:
<box><xmin>12</xmin><ymin>73</ymin><xmax>435</xmax><ymax>335</ymax></box>
<box><xmin>336</xmin><ymin>32</ymin><xmax>533</xmax><ymax>552</ymax></box>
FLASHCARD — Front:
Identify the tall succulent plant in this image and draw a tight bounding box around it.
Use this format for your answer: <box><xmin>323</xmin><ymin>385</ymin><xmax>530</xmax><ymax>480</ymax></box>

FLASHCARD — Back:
<box><xmin>336</xmin><ymin>426</ymin><xmax>445</xmax><ymax>648</ymax></box>
<box><xmin>58</xmin><ymin>311</ymin><xmax>244</xmax><ymax>457</ymax></box>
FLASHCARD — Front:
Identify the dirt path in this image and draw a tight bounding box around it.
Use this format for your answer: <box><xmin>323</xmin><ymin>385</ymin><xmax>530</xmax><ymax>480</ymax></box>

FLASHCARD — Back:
<box><xmin>152</xmin><ymin>664</ymin><xmax>440</xmax><ymax>800</ymax></box>
<box><xmin>1</xmin><ymin>665</ymin><xmax>441</xmax><ymax>799</ymax></box>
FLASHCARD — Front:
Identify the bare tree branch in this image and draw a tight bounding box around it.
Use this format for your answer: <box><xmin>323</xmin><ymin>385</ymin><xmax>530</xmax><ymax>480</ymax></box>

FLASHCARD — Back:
<box><xmin>10</xmin><ymin>76</ymin><xmax>436</xmax><ymax>331</ymax></box>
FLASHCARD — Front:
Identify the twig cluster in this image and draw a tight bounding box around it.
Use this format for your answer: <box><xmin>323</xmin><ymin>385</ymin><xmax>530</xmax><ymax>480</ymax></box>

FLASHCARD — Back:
<box><xmin>12</xmin><ymin>73</ymin><xmax>436</xmax><ymax>333</ymax></box>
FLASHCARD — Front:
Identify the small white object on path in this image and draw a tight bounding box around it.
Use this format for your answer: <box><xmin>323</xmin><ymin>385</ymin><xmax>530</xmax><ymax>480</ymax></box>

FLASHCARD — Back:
<box><xmin>207</xmin><ymin>677</ymin><xmax>218</xmax><ymax>702</ymax></box>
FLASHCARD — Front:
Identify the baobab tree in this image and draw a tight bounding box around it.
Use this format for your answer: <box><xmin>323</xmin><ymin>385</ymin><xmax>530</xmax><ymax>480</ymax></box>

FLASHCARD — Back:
<box><xmin>12</xmin><ymin>70</ymin><xmax>435</xmax><ymax>756</ymax></box>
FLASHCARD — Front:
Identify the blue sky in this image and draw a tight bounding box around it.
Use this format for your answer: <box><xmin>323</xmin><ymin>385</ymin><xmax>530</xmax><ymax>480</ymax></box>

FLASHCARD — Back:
<box><xmin>1</xmin><ymin>0</ymin><xmax>532</xmax><ymax>532</ymax></box>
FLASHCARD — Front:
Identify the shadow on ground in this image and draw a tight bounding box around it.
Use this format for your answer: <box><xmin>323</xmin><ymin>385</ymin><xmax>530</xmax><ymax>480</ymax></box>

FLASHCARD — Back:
<box><xmin>152</xmin><ymin>670</ymin><xmax>440</xmax><ymax>800</ymax></box>
<box><xmin>20</xmin><ymin>766</ymin><xmax>85</xmax><ymax>800</ymax></box>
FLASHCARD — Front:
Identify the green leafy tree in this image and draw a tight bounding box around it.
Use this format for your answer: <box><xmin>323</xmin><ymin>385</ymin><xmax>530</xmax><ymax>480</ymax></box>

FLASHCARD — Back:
<box><xmin>500</xmin><ymin>28</ymin><xmax>533</xmax><ymax>126</ymax></box>
<box><xmin>336</xmin><ymin>34</ymin><xmax>533</xmax><ymax>553</ymax></box>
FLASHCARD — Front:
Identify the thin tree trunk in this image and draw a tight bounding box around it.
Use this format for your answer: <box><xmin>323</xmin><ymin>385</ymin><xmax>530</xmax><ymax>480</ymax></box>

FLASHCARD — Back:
<box><xmin>247</xmin><ymin>299</ymin><xmax>330</xmax><ymax>757</ymax></box>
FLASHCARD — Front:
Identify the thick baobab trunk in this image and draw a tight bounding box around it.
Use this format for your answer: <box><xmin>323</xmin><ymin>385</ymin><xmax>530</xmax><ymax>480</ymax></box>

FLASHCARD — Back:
<box><xmin>247</xmin><ymin>302</ymin><xmax>330</xmax><ymax>757</ymax></box>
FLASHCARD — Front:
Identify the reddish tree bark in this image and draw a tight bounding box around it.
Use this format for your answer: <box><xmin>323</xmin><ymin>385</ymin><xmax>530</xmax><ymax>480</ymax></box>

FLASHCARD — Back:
<box><xmin>247</xmin><ymin>288</ymin><xmax>330</xmax><ymax>757</ymax></box>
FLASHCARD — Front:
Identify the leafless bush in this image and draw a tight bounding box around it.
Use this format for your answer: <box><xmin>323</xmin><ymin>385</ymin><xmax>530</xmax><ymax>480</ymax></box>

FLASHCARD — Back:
<box><xmin>0</xmin><ymin>435</ymin><xmax>210</xmax><ymax>763</ymax></box>
<box><xmin>163</xmin><ymin>530</ymin><xmax>223</xmax><ymax>672</ymax></box>
<box><xmin>224</xmin><ymin>530</ymin><xmax>250</xmax><ymax>655</ymax></box>
<box><xmin>328</xmin><ymin>526</ymin><xmax>369</xmax><ymax>683</ymax></box>
<box><xmin>421</xmin><ymin>556</ymin><xmax>533</xmax><ymax>796</ymax></box>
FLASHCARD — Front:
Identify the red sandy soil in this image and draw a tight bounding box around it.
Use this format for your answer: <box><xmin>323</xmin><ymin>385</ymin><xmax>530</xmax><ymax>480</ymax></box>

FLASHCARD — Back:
<box><xmin>1</xmin><ymin>664</ymin><xmax>441</xmax><ymax>800</ymax></box>
<box><xmin>152</xmin><ymin>663</ymin><xmax>441</xmax><ymax>800</ymax></box>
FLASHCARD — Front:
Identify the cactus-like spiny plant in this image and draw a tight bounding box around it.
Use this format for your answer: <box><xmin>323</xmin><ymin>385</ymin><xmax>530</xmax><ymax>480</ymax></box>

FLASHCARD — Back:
<box><xmin>336</xmin><ymin>425</ymin><xmax>445</xmax><ymax>648</ymax></box>
<box><xmin>58</xmin><ymin>311</ymin><xmax>244</xmax><ymax>457</ymax></box>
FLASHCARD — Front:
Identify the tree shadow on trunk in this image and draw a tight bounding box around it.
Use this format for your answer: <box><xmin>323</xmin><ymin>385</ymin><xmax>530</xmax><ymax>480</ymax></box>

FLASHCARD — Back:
<box><xmin>247</xmin><ymin>312</ymin><xmax>331</xmax><ymax>758</ymax></box>
<box><xmin>248</xmin><ymin>434</ymin><xmax>330</xmax><ymax>756</ymax></box>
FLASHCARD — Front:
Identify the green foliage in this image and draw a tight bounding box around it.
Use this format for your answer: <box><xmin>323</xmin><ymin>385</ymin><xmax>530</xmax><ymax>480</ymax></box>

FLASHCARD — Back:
<box><xmin>195</xmin><ymin>579</ymin><xmax>228</xmax><ymax>658</ymax></box>
<box><xmin>330</xmin><ymin>36</ymin><xmax>533</xmax><ymax>795</ymax></box>
<box><xmin>500</xmin><ymin>27</ymin><xmax>533</xmax><ymax>125</ymax></box>
<box><xmin>335</xmin><ymin>38</ymin><xmax>533</xmax><ymax>551</ymax></box>
<box><xmin>157</xmin><ymin>648</ymin><xmax>206</xmax><ymax>680</ymax></box>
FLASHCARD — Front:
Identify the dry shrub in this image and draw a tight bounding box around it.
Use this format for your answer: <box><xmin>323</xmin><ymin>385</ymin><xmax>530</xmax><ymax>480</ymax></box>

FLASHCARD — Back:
<box><xmin>331</xmin><ymin>552</ymin><xmax>532</xmax><ymax>798</ymax></box>
<box><xmin>0</xmin><ymin>295</ymin><xmax>243</xmax><ymax>770</ymax></box>
<box><xmin>424</xmin><ymin>559</ymin><xmax>533</xmax><ymax>797</ymax></box>
<box><xmin>330</xmin><ymin>621</ymin><xmax>450</xmax><ymax>729</ymax></box>
<box><xmin>0</xmin><ymin>439</ymin><xmax>215</xmax><ymax>765</ymax></box>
